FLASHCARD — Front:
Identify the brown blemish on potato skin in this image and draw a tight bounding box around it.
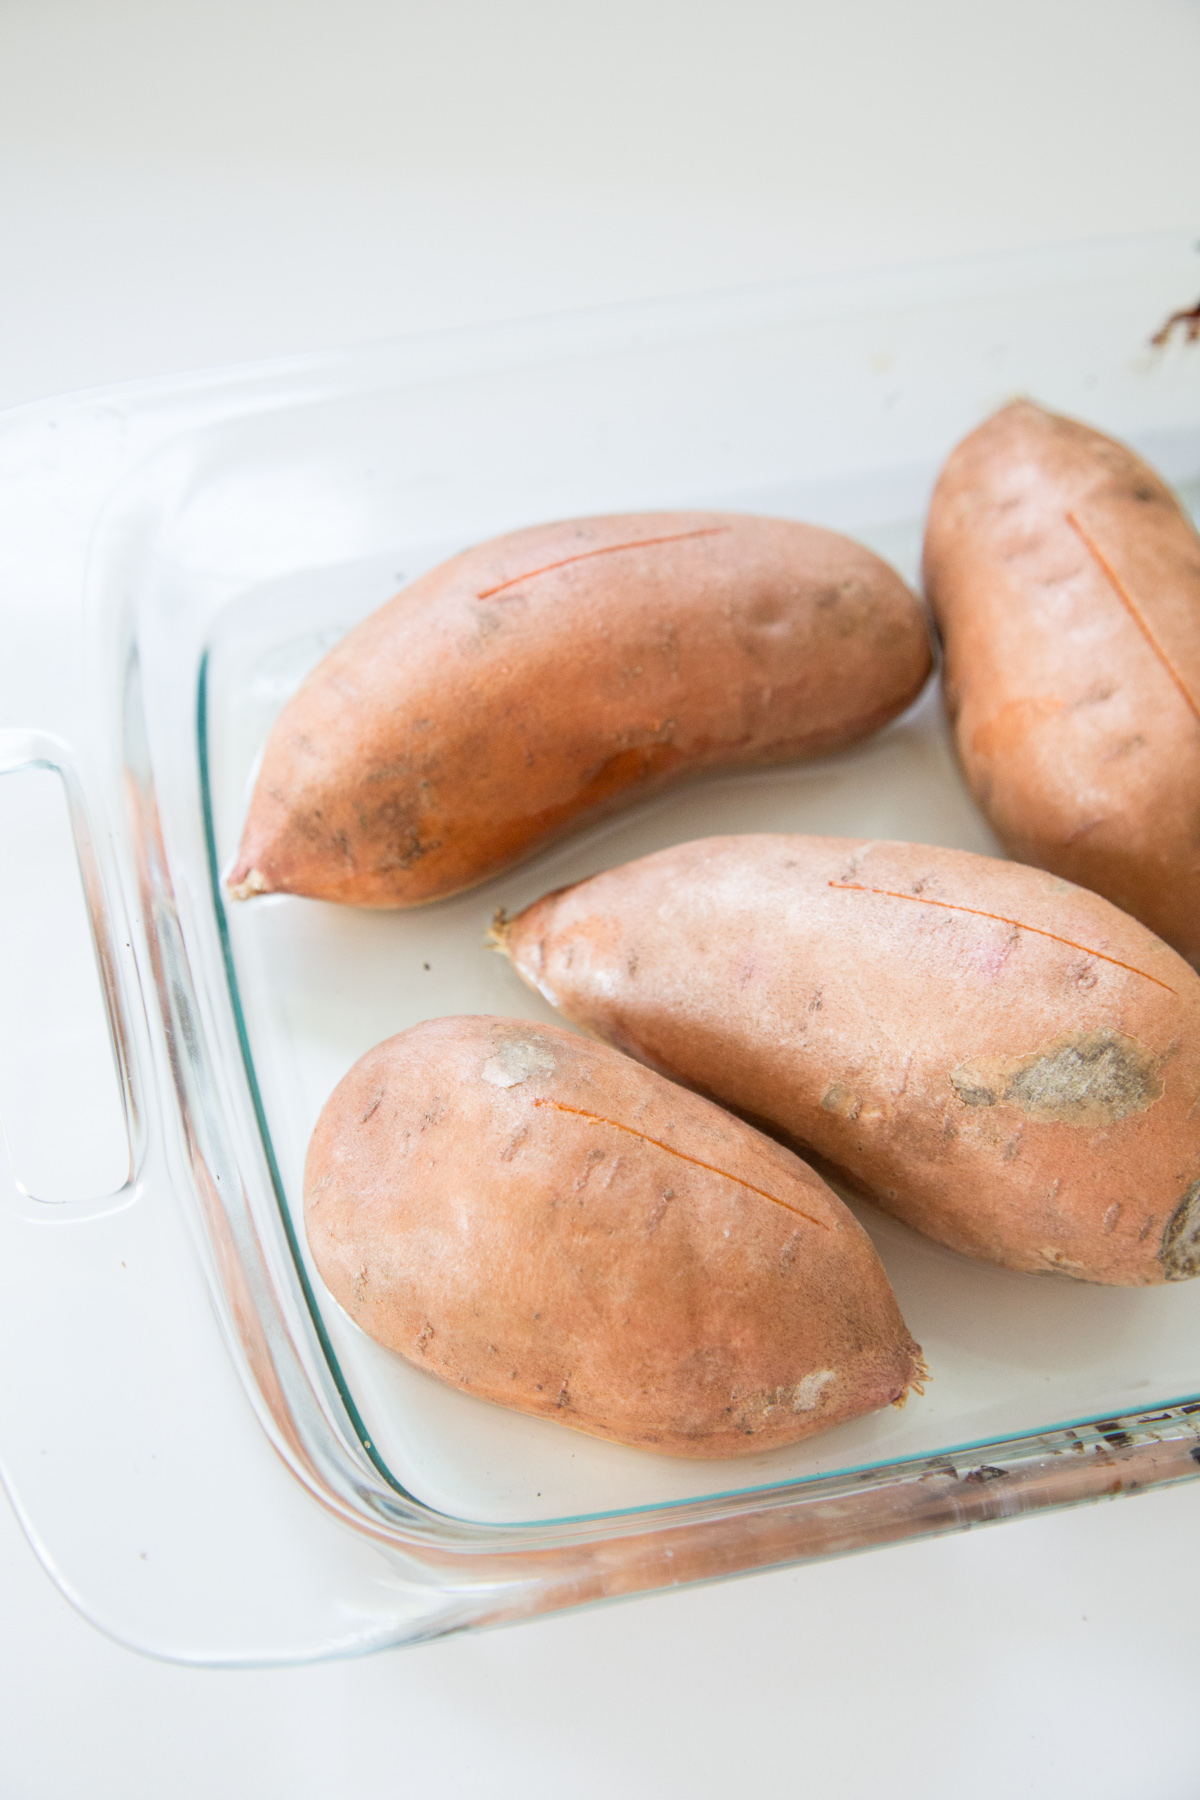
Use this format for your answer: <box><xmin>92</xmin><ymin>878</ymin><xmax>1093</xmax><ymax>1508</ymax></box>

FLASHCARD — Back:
<box><xmin>950</xmin><ymin>1027</ymin><xmax>1164</xmax><ymax>1127</ymax></box>
<box><xmin>1007</xmin><ymin>1031</ymin><xmax>1159</xmax><ymax>1123</ymax></box>
<box><xmin>645</xmin><ymin>1188</ymin><xmax>674</xmax><ymax>1235</ymax></box>
<box><xmin>498</xmin><ymin>1125</ymin><xmax>528</xmax><ymax>1162</ymax></box>
<box><xmin>1162</xmin><ymin>1181</ymin><xmax>1200</xmax><ymax>1280</ymax></box>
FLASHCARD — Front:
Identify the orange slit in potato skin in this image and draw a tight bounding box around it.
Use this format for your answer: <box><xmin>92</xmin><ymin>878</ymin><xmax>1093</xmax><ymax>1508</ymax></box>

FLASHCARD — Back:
<box><xmin>1065</xmin><ymin>510</ymin><xmax>1200</xmax><ymax>725</ymax></box>
<box><xmin>476</xmin><ymin>526</ymin><xmax>732</xmax><ymax>601</ymax></box>
<box><xmin>828</xmin><ymin>882</ymin><xmax>1177</xmax><ymax>995</ymax></box>
<box><xmin>532</xmin><ymin>1098</ymin><xmax>830</xmax><ymax>1228</ymax></box>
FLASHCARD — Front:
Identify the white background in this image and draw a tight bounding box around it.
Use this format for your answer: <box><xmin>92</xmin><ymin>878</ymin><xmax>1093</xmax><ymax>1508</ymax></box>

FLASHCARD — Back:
<box><xmin>3</xmin><ymin>2</ymin><xmax>1200</xmax><ymax>1794</ymax></box>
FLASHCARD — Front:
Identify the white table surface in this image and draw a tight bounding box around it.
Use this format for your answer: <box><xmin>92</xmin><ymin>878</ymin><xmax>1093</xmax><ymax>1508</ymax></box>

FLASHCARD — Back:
<box><xmin>3</xmin><ymin>3</ymin><xmax>1200</xmax><ymax>1794</ymax></box>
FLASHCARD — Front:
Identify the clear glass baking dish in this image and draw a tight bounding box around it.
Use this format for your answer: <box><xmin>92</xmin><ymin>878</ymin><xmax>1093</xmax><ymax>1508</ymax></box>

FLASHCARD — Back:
<box><xmin>3</xmin><ymin>231</ymin><xmax>1200</xmax><ymax>1663</ymax></box>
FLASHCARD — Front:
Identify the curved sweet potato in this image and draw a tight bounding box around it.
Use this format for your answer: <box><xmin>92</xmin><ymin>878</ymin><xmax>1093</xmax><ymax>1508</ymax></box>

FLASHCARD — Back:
<box><xmin>230</xmin><ymin>511</ymin><xmax>930</xmax><ymax>907</ymax></box>
<box><xmin>923</xmin><ymin>400</ymin><xmax>1200</xmax><ymax>966</ymax></box>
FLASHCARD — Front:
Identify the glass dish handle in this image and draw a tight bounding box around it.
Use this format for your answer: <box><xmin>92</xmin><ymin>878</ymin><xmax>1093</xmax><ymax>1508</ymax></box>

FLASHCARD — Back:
<box><xmin>0</xmin><ymin>725</ymin><xmax>406</xmax><ymax>1664</ymax></box>
<box><xmin>0</xmin><ymin>728</ymin><xmax>145</xmax><ymax>1215</ymax></box>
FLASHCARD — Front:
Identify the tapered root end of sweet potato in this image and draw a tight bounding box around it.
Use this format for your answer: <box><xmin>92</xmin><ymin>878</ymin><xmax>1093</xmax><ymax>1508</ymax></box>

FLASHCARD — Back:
<box><xmin>486</xmin><ymin>886</ymin><xmax>583</xmax><ymax>966</ymax></box>
<box><xmin>894</xmin><ymin>1351</ymin><xmax>930</xmax><ymax>1407</ymax></box>
<box><xmin>484</xmin><ymin>909</ymin><xmax>512</xmax><ymax>953</ymax></box>
<box><xmin>226</xmin><ymin>864</ymin><xmax>272</xmax><ymax>902</ymax></box>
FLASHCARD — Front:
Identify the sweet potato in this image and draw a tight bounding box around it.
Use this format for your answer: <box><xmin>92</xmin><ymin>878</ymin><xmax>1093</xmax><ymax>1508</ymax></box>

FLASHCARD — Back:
<box><xmin>496</xmin><ymin>835</ymin><xmax>1200</xmax><ymax>1286</ymax></box>
<box><xmin>229</xmin><ymin>511</ymin><xmax>930</xmax><ymax>907</ymax></box>
<box><xmin>923</xmin><ymin>399</ymin><xmax>1200</xmax><ymax>966</ymax></box>
<box><xmin>304</xmin><ymin>1016</ymin><xmax>923</xmax><ymax>1456</ymax></box>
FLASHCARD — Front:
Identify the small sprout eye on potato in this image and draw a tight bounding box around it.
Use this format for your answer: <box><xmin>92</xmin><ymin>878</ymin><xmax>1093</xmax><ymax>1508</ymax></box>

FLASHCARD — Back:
<box><xmin>303</xmin><ymin>1017</ymin><xmax>923</xmax><ymax>1457</ymax></box>
<box><xmin>496</xmin><ymin>834</ymin><xmax>1200</xmax><ymax>1286</ymax></box>
<box><xmin>230</xmin><ymin>510</ymin><xmax>931</xmax><ymax>908</ymax></box>
<box><xmin>923</xmin><ymin>399</ymin><xmax>1200</xmax><ymax>968</ymax></box>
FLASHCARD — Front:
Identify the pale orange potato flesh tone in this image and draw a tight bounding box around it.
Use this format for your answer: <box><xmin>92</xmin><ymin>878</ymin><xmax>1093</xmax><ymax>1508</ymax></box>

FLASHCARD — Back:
<box><xmin>923</xmin><ymin>400</ymin><xmax>1200</xmax><ymax>967</ymax></box>
<box><xmin>304</xmin><ymin>1017</ymin><xmax>923</xmax><ymax>1457</ymax></box>
<box><xmin>498</xmin><ymin>836</ymin><xmax>1200</xmax><ymax>1286</ymax></box>
<box><xmin>230</xmin><ymin>511</ymin><xmax>931</xmax><ymax>907</ymax></box>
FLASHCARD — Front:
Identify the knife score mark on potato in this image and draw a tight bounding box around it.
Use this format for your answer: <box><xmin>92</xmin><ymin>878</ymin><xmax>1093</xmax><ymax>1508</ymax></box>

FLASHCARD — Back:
<box><xmin>1065</xmin><ymin>510</ymin><xmax>1200</xmax><ymax>724</ymax></box>
<box><xmin>531</xmin><ymin>1096</ymin><xmax>830</xmax><ymax>1228</ymax></box>
<box><xmin>475</xmin><ymin>524</ymin><xmax>731</xmax><ymax>599</ymax></box>
<box><xmin>828</xmin><ymin>880</ymin><xmax>1177</xmax><ymax>993</ymax></box>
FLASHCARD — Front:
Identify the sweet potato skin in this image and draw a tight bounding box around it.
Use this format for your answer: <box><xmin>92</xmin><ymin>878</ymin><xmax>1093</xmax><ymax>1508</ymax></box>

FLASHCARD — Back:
<box><xmin>304</xmin><ymin>1016</ymin><xmax>922</xmax><ymax>1457</ymax></box>
<box><xmin>923</xmin><ymin>400</ymin><xmax>1200</xmax><ymax>966</ymax></box>
<box><xmin>230</xmin><ymin>511</ymin><xmax>930</xmax><ymax>907</ymax></box>
<box><xmin>498</xmin><ymin>836</ymin><xmax>1200</xmax><ymax>1286</ymax></box>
